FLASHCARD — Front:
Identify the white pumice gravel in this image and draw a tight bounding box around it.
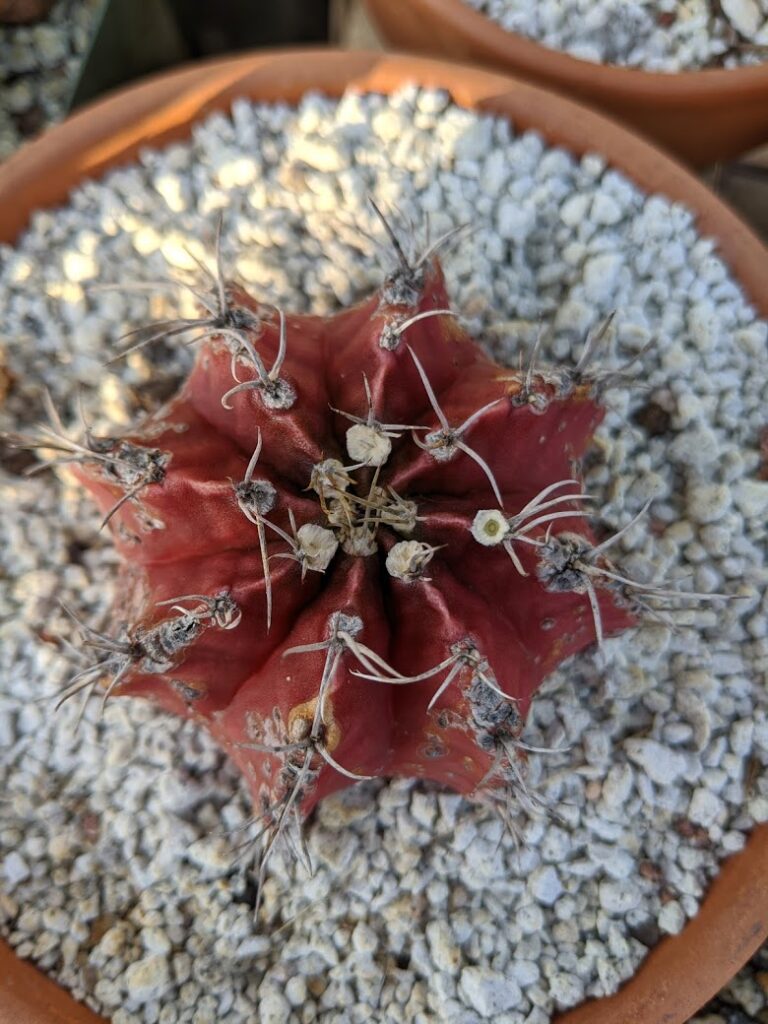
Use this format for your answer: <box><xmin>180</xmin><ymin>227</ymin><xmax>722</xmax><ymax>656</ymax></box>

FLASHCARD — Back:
<box><xmin>0</xmin><ymin>0</ymin><xmax>102</xmax><ymax>160</ymax></box>
<box><xmin>463</xmin><ymin>0</ymin><xmax>768</xmax><ymax>71</ymax></box>
<box><xmin>0</xmin><ymin>86</ymin><xmax>767</xmax><ymax>1023</ymax></box>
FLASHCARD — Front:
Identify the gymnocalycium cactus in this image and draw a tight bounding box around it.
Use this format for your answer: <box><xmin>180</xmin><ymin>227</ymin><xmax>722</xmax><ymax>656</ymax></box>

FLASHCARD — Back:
<box><xmin>11</xmin><ymin>208</ymin><xmax>712</xmax><ymax>899</ymax></box>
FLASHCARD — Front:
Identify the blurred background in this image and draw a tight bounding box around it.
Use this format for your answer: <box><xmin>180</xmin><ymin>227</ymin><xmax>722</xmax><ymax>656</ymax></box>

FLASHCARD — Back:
<box><xmin>0</xmin><ymin>2</ymin><xmax>766</xmax><ymax>1021</ymax></box>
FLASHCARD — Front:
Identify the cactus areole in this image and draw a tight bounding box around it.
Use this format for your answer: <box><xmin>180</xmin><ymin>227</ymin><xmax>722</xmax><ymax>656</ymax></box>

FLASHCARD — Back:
<box><xmin>24</xmin><ymin>215</ymin><xmax>655</xmax><ymax>888</ymax></box>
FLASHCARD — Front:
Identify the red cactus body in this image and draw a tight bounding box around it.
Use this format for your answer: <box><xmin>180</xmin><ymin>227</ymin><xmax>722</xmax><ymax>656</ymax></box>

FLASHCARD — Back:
<box><xmin>23</xmin><ymin>228</ymin><xmax>640</xmax><ymax>881</ymax></box>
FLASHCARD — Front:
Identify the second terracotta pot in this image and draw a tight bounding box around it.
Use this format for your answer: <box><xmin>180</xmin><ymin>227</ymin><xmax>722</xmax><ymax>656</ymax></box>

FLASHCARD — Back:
<box><xmin>365</xmin><ymin>0</ymin><xmax>768</xmax><ymax>166</ymax></box>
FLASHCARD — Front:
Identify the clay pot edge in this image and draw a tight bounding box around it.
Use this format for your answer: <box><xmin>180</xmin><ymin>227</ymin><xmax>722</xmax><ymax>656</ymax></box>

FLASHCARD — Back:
<box><xmin>368</xmin><ymin>0</ymin><xmax>768</xmax><ymax>99</ymax></box>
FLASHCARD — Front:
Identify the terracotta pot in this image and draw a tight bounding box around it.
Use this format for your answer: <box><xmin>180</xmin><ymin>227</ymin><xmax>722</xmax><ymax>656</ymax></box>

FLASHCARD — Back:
<box><xmin>365</xmin><ymin>0</ymin><xmax>768</xmax><ymax>166</ymax></box>
<box><xmin>0</xmin><ymin>938</ymin><xmax>103</xmax><ymax>1024</ymax></box>
<box><xmin>0</xmin><ymin>49</ymin><xmax>766</xmax><ymax>1024</ymax></box>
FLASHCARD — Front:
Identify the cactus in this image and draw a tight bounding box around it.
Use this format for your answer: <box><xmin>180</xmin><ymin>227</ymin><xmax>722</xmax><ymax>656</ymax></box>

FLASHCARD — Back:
<box><xmin>10</xmin><ymin>209</ymin><xmax>714</xmax><ymax>899</ymax></box>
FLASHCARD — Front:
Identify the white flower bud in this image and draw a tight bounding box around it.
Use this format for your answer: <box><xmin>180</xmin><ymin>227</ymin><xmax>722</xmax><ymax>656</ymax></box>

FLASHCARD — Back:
<box><xmin>346</xmin><ymin>423</ymin><xmax>392</xmax><ymax>467</ymax></box>
<box><xmin>296</xmin><ymin>523</ymin><xmax>338</xmax><ymax>572</ymax></box>
<box><xmin>471</xmin><ymin>509</ymin><xmax>509</xmax><ymax>546</ymax></box>
<box><xmin>386</xmin><ymin>540</ymin><xmax>437</xmax><ymax>581</ymax></box>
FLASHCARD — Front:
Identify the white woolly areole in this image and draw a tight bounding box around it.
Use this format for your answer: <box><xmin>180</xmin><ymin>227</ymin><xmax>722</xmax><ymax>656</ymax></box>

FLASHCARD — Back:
<box><xmin>296</xmin><ymin>523</ymin><xmax>338</xmax><ymax>571</ymax></box>
<box><xmin>346</xmin><ymin>424</ymin><xmax>392</xmax><ymax>467</ymax></box>
<box><xmin>341</xmin><ymin>525</ymin><xmax>378</xmax><ymax>557</ymax></box>
<box><xmin>310</xmin><ymin>459</ymin><xmax>352</xmax><ymax>497</ymax></box>
<box><xmin>386</xmin><ymin>540</ymin><xmax>436</xmax><ymax>581</ymax></box>
<box><xmin>471</xmin><ymin>509</ymin><xmax>510</xmax><ymax>546</ymax></box>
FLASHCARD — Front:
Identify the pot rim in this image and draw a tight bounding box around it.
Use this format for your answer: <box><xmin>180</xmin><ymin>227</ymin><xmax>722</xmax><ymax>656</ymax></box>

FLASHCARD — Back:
<box><xmin>384</xmin><ymin>0</ymin><xmax>768</xmax><ymax>102</ymax></box>
<box><xmin>0</xmin><ymin>48</ymin><xmax>766</xmax><ymax>1024</ymax></box>
<box><xmin>2</xmin><ymin>48</ymin><xmax>768</xmax><ymax>313</ymax></box>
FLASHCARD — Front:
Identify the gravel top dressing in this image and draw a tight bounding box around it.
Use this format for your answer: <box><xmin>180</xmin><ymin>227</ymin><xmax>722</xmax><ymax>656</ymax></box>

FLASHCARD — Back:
<box><xmin>0</xmin><ymin>0</ymin><xmax>102</xmax><ymax>160</ymax></box>
<box><xmin>463</xmin><ymin>0</ymin><xmax>768</xmax><ymax>71</ymax></box>
<box><xmin>1</xmin><ymin>87</ymin><xmax>767</xmax><ymax>1024</ymax></box>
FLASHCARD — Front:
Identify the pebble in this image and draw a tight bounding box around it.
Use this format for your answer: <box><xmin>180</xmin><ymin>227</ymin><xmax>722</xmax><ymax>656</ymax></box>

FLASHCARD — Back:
<box><xmin>687</xmin><ymin>483</ymin><xmax>731</xmax><ymax>525</ymax></box>
<box><xmin>123</xmin><ymin>955</ymin><xmax>171</xmax><ymax>1003</ymax></box>
<box><xmin>550</xmin><ymin>972</ymin><xmax>585</xmax><ymax>1007</ymax></box>
<box><xmin>600</xmin><ymin>848</ymin><xmax>636</xmax><ymax>881</ymax></box>
<box><xmin>426</xmin><ymin>920</ymin><xmax>461</xmax><ymax>974</ymax></box>
<box><xmin>591</xmin><ymin>193</ymin><xmax>623</xmax><ymax>225</ymax></box>
<box><xmin>722</xmin><ymin>0</ymin><xmax>763</xmax><ymax>36</ymax></box>
<box><xmin>516</xmin><ymin>903</ymin><xmax>544</xmax><ymax>934</ymax></box>
<box><xmin>259</xmin><ymin>989</ymin><xmax>292</xmax><ymax>1023</ymax></box>
<box><xmin>689</xmin><ymin>789</ymin><xmax>726</xmax><ymax>828</ymax></box>
<box><xmin>583</xmin><ymin>252</ymin><xmax>623</xmax><ymax>303</ymax></box>
<box><xmin>601</xmin><ymin>764</ymin><xmax>634</xmax><ymax>807</ymax></box>
<box><xmin>288</xmin><ymin>137</ymin><xmax>348</xmax><ymax>173</ymax></box>
<box><xmin>141</xmin><ymin>927</ymin><xmax>173</xmax><ymax>955</ymax></box>
<box><xmin>669</xmin><ymin>428</ymin><xmax>720</xmax><ymax>468</ymax></box>
<box><xmin>583</xmin><ymin>729</ymin><xmax>611</xmax><ymax>765</ymax></box>
<box><xmin>529</xmin><ymin>865</ymin><xmax>564</xmax><ymax>906</ymax></box>
<box><xmin>513</xmin><ymin>959</ymin><xmax>541</xmax><ymax>986</ymax></box>
<box><xmin>41</xmin><ymin>907</ymin><xmax>70</xmax><ymax>934</ymax></box>
<box><xmin>33</xmin><ymin>24</ymin><xmax>68</xmax><ymax>65</ymax></box>
<box><xmin>2</xmin><ymin>851</ymin><xmax>31</xmax><ymax>889</ymax></box>
<box><xmin>459</xmin><ymin>966</ymin><xmax>522</xmax><ymax>1015</ymax></box>
<box><xmin>452</xmin><ymin>115</ymin><xmax>495</xmax><ymax>161</ymax></box>
<box><xmin>623</xmin><ymin>739</ymin><xmax>687</xmax><ymax>786</ymax></box>
<box><xmin>733</xmin><ymin>479</ymin><xmax>768</xmax><ymax>519</ymax></box>
<box><xmin>599</xmin><ymin>880</ymin><xmax>642</xmax><ymax>914</ymax></box>
<box><xmin>560</xmin><ymin>193</ymin><xmax>591</xmax><ymax>228</ymax></box>
<box><xmin>658</xmin><ymin>901</ymin><xmax>686</xmax><ymax>935</ymax></box>
<box><xmin>62</xmin><ymin>251</ymin><xmax>98</xmax><ymax>283</ymax></box>
<box><xmin>186</xmin><ymin>837</ymin><xmax>232</xmax><ymax>876</ymax></box>
<box><xmin>497</xmin><ymin>197</ymin><xmax>536</xmax><ymax>243</ymax></box>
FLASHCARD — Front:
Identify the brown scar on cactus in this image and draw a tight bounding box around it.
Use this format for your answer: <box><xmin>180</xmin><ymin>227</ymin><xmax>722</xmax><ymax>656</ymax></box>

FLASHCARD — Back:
<box><xmin>8</xmin><ymin>204</ymin><xmax>740</xmax><ymax>917</ymax></box>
